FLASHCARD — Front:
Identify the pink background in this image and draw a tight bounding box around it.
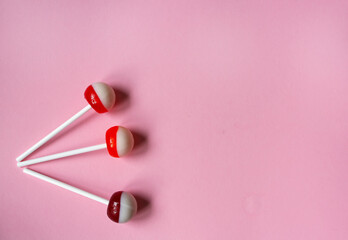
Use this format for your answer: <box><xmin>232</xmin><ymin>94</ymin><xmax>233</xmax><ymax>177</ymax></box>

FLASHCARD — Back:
<box><xmin>1</xmin><ymin>0</ymin><xmax>348</xmax><ymax>239</ymax></box>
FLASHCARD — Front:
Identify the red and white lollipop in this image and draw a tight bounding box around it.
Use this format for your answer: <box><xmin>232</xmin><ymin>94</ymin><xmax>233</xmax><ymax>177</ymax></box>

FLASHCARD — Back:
<box><xmin>24</xmin><ymin>168</ymin><xmax>137</xmax><ymax>223</ymax></box>
<box><xmin>17</xmin><ymin>82</ymin><xmax>116</xmax><ymax>162</ymax></box>
<box><xmin>107</xmin><ymin>191</ymin><xmax>138</xmax><ymax>223</ymax></box>
<box><xmin>17</xmin><ymin>126</ymin><xmax>134</xmax><ymax>167</ymax></box>
<box><xmin>84</xmin><ymin>82</ymin><xmax>116</xmax><ymax>113</ymax></box>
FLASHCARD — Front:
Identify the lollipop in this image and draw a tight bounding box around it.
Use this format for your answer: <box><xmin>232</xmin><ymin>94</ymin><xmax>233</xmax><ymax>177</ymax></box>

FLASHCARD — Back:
<box><xmin>16</xmin><ymin>82</ymin><xmax>116</xmax><ymax>162</ymax></box>
<box><xmin>17</xmin><ymin>126</ymin><xmax>134</xmax><ymax>167</ymax></box>
<box><xmin>23</xmin><ymin>168</ymin><xmax>137</xmax><ymax>223</ymax></box>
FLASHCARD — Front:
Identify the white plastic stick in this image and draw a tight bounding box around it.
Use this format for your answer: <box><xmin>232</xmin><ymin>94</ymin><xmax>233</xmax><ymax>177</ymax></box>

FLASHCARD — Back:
<box><xmin>23</xmin><ymin>168</ymin><xmax>109</xmax><ymax>205</ymax></box>
<box><xmin>17</xmin><ymin>143</ymin><xmax>107</xmax><ymax>167</ymax></box>
<box><xmin>17</xmin><ymin>105</ymin><xmax>92</xmax><ymax>162</ymax></box>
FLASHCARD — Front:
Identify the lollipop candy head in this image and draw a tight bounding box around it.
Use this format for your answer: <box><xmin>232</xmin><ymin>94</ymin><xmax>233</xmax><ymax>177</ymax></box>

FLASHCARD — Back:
<box><xmin>107</xmin><ymin>191</ymin><xmax>137</xmax><ymax>223</ymax></box>
<box><xmin>106</xmin><ymin>126</ymin><xmax>134</xmax><ymax>158</ymax></box>
<box><xmin>84</xmin><ymin>82</ymin><xmax>116</xmax><ymax>113</ymax></box>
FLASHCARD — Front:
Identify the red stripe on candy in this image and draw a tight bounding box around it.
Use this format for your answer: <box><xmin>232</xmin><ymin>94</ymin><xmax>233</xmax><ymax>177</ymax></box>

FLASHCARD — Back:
<box><xmin>105</xmin><ymin>126</ymin><xmax>119</xmax><ymax>158</ymax></box>
<box><xmin>84</xmin><ymin>85</ymin><xmax>108</xmax><ymax>113</ymax></box>
<box><xmin>107</xmin><ymin>191</ymin><xmax>123</xmax><ymax>223</ymax></box>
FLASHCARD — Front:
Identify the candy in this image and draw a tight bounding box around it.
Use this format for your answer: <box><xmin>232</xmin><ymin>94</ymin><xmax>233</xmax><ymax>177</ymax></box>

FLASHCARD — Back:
<box><xmin>106</xmin><ymin>126</ymin><xmax>134</xmax><ymax>158</ymax></box>
<box><xmin>16</xmin><ymin>82</ymin><xmax>116</xmax><ymax>162</ymax></box>
<box><xmin>84</xmin><ymin>82</ymin><xmax>116</xmax><ymax>113</ymax></box>
<box><xmin>24</xmin><ymin>169</ymin><xmax>137</xmax><ymax>223</ymax></box>
<box><xmin>17</xmin><ymin>126</ymin><xmax>134</xmax><ymax>167</ymax></box>
<box><xmin>107</xmin><ymin>191</ymin><xmax>137</xmax><ymax>223</ymax></box>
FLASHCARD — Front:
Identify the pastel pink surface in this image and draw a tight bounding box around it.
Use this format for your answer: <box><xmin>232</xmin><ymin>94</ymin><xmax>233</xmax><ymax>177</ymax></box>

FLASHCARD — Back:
<box><xmin>1</xmin><ymin>0</ymin><xmax>348</xmax><ymax>239</ymax></box>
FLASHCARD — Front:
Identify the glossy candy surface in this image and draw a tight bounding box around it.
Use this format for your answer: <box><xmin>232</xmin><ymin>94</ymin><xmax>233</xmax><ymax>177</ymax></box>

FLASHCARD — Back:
<box><xmin>84</xmin><ymin>82</ymin><xmax>116</xmax><ymax>113</ymax></box>
<box><xmin>107</xmin><ymin>191</ymin><xmax>137</xmax><ymax>223</ymax></box>
<box><xmin>105</xmin><ymin>126</ymin><xmax>134</xmax><ymax>158</ymax></box>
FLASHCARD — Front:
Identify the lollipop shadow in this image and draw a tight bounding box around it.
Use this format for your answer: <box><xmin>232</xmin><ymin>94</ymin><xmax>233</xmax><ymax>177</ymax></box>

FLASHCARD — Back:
<box><xmin>131</xmin><ymin>130</ymin><xmax>148</xmax><ymax>157</ymax></box>
<box><xmin>133</xmin><ymin>194</ymin><xmax>151</xmax><ymax>221</ymax></box>
<box><xmin>110</xmin><ymin>87</ymin><xmax>130</xmax><ymax>114</ymax></box>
